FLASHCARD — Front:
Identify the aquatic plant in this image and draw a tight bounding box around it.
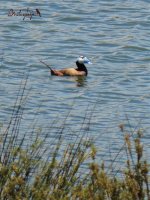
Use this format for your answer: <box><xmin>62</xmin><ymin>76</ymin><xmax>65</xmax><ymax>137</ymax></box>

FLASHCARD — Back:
<box><xmin>0</xmin><ymin>78</ymin><xmax>149</xmax><ymax>200</ymax></box>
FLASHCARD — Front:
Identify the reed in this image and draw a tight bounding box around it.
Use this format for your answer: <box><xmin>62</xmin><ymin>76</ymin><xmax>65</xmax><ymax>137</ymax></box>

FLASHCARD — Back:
<box><xmin>0</xmin><ymin>78</ymin><xmax>149</xmax><ymax>200</ymax></box>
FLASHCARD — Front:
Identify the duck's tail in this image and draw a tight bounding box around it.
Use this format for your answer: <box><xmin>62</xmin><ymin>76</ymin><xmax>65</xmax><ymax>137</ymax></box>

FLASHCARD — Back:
<box><xmin>40</xmin><ymin>60</ymin><xmax>64</xmax><ymax>76</ymax></box>
<box><xmin>40</xmin><ymin>60</ymin><xmax>55</xmax><ymax>74</ymax></box>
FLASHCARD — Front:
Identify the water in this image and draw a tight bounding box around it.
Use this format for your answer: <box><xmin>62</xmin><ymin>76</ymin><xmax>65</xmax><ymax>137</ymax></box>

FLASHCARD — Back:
<box><xmin>0</xmin><ymin>1</ymin><xmax>150</xmax><ymax>169</ymax></box>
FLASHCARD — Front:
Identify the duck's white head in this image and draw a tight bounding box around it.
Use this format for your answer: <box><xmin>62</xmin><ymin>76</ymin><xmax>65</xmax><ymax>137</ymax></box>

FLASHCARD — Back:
<box><xmin>77</xmin><ymin>56</ymin><xmax>92</xmax><ymax>64</ymax></box>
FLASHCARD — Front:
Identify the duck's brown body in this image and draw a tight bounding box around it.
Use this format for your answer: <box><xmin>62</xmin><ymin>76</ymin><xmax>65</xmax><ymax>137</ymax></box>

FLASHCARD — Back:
<box><xmin>51</xmin><ymin>61</ymin><xmax>88</xmax><ymax>76</ymax></box>
<box><xmin>40</xmin><ymin>56</ymin><xmax>91</xmax><ymax>76</ymax></box>
<box><xmin>51</xmin><ymin>68</ymin><xmax>86</xmax><ymax>76</ymax></box>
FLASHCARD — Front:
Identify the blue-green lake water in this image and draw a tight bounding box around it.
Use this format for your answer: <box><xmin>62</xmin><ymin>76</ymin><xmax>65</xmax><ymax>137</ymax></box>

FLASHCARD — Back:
<box><xmin>0</xmin><ymin>1</ymin><xmax>150</xmax><ymax>169</ymax></box>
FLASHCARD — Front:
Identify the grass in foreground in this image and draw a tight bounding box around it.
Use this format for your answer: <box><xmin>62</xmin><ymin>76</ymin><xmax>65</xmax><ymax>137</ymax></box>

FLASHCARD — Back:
<box><xmin>0</xmin><ymin>122</ymin><xmax>149</xmax><ymax>200</ymax></box>
<box><xmin>0</xmin><ymin>78</ymin><xmax>149</xmax><ymax>200</ymax></box>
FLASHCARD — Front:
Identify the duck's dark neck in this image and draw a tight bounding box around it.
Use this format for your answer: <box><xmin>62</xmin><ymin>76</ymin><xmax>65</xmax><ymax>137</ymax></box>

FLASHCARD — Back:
<box><xmin>76</xmin><ymin>61</ymin><xmax>88</xmax><ymax>75</ymax></box>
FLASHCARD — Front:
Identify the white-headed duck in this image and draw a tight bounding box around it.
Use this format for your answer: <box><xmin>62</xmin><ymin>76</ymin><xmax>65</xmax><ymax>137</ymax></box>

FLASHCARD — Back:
<box><xmin>40</xmin><ymin>56</ymin><xmax>92</xmax><ymax>76</ymax></box>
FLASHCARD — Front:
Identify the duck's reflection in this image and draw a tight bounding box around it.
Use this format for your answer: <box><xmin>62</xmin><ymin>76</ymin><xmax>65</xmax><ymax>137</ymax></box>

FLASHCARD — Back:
<box><xmin>49</xmin><ymin>75</ymin><xmax>87</xmax><ymax>87</ymax></box>
<box><xmin>74</xmin><ymin>76</ymin><xmax>87</xmax><ymax>87</ymax></box>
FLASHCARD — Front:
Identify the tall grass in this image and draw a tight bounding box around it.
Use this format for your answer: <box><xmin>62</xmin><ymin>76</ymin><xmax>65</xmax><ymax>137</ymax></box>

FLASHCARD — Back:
<box><xmin>0</xmin><ymin>78</ymin><xmax>149</xmax><ymax>200</ymax></box>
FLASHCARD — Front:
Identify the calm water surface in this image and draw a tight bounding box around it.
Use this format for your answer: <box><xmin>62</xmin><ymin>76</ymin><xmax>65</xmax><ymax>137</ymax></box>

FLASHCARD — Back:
<box><xmin>0</xmin><ymin>0</ymin><xmax>150</xmax><ymax>169</ymax></box>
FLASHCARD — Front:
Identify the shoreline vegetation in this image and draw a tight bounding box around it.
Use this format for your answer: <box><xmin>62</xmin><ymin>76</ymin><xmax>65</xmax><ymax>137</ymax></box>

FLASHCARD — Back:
<box><xmin>0</xmin><ymin>79</ymin><xmax>149</xmax><ymax>200</ymax></box>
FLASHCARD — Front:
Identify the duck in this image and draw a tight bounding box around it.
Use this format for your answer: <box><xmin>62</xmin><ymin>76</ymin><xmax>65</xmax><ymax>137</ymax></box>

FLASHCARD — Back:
<box><xmin>40</xmin><ymin>56</ymin><xmax>92</xmax><ymax>76</ymax></box>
